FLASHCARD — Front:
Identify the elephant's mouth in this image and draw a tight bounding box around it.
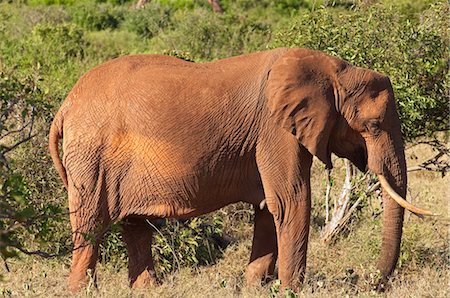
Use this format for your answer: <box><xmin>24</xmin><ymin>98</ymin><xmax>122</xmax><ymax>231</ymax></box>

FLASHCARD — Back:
<box><xmin>332</xmin><ymin>144</ymin><xmax>368</xmax><ymax>172</ymax></box>
<box><xmin>353</xmin><ymin>146</ymin><xmax>368</xmax><ymax>172</ymax></box>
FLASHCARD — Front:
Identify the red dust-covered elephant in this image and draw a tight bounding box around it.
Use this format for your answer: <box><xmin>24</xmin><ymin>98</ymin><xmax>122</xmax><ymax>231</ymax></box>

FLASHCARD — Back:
<box><xmin>49</xmin><ymin>48</ymin><xmax>432</xmax><ymax>292</ymax></box>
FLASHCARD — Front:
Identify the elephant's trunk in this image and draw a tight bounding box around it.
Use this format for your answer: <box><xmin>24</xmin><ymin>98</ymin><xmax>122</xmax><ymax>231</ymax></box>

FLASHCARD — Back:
<box><xmin>366</xmin><ymin>121</ymin><xmax>434</xmax><ymax>286</ymax></box>
<box><xmin>366</xmin><ymin>128</ymin><xmax>407</xmax><ymax>282</ymax></box>
<box><xmin>377</xmin><ymin>162</ymin><xmax>406</xmax><ymax>281</ymax></box>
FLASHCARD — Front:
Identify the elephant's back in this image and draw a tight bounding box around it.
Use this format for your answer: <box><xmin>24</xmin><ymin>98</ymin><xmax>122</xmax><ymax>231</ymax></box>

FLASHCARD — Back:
<box><xmin>61</xmin><ymin>48</ymin><xmax>287</xmax><ymax>113</ymax></box>
<box><xmin>60</xmin><ymin>49</ymin><xmax>289</xmax><ymax>151</ymax></box>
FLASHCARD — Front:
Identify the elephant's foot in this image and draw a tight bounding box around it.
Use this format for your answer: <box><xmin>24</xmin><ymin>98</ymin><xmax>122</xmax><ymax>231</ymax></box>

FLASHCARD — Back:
<box><xmin>68</xmin><ymin>268</ymin><xmax>97</xmax><ymax>293</ymax></box>
<box><xmin>245</xmin><ymin>253</ymin><xmax>277</xmax><ymax>285</ymax></box>
<box><xmin>68</xmin><ymin>275</ymin><xmax>84</xmax><ymax>293</ymax></box>
<box><xmin>279</xmin><ymin>269</ymin><xmax>305</xmax><ymax>293</ymax></box>
<box><xmin>67</xmin><ymin>239</ymin><xmax>100</xmax><ymax>293</ymax></box>
<box><xmin>130</xmin><ymin>268</ymin><xmax>158</xmax><ymax>288</ymax></box>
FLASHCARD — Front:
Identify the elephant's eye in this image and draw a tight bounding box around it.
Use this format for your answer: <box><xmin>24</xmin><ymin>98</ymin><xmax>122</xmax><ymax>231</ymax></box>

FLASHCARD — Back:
<box><xmin>366</xmin><ymin>120</ymin><xmax>381</xmax><ymax>135</ymax></box>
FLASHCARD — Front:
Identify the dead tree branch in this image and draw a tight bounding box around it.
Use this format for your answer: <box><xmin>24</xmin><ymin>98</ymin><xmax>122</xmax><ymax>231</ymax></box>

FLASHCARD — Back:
<box><xmin>321</xmin><ymin>159</ymin><xmax>354</xmax><ymax>243</ymax></box>
<box><xmin>320</xmin><ymin>160</ymin><xmax>383</xmax><ymax>244</ymax></box>
<box><xmin>0</xmin><ymin>121</ymin><xmax>31</xmax><ymax>141</ymax></box>
<box><xmin>2</xmin><ymin>134</ymin><xmax>36</xmax><ymax>155</ymax></box>
<box><xmin>407</xmin><ymin>151</ymin><xmax>449</xmax><ymax>175</ymax></box>
<box><xmin>406</xmin><ymin>139</ymin><xmax>449</xmax><ymax>176</ymax></box>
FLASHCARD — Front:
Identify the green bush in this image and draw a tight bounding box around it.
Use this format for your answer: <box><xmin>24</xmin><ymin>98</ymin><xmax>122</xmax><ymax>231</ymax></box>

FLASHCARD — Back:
<box><xmin>122</xmin><ymin>2</ymin><xmax>172</xmax><ymax>38</ymax></box>
<box><xmin>158</xmin><ymin>0</ymin><xmax>205</xmax><ymax>10</ymax></box>
<box><xmin>31</xmin><ymin>23</ymin><xmax>86</xmax><ymax>59</ymax></box>
<box><xmin>273</xmin><ymin>2</ymin><xmax>449</xmax><ymax>140</ymax></box>
<box><xmin>70</xmin><ymin>3</ymin><xmax>125</xmax><ymax>31</ymax></box>
<box><xmin>94</xmin><ymin>216</ymin><xmax>225</xmax><ymax>276</ymax></box>
<box><xmin>0</xmin><ymin>67</ymin><xmax>66</xmax><ymax>261</ymax></box>
<box><xmin>98</xmin><ymin>225</ymin><xmax>128</xmax><ymax>268</ymax></box>
<box><xmin>152</xmin><ymin>217</ymin><xmax>225</xmax><ymax>275</ymax></box>
<box><xmin>221</xmin><ymin>0</ymin><xmax>312</xmax><ymax>12</ymax></box>
<box><xmin>27</xmin><ymin>0</ymin><xmax>78</xmax><ymax>5</ymax></box>
<box><xmin>150</xmin><ymin>7</ymin><xmax>271</xmax><ymax>60</ymax></box>
<box><xmin>96</xmin><ymin>0</ymin><xmax>133</xmax><ymax>5</ymax></box>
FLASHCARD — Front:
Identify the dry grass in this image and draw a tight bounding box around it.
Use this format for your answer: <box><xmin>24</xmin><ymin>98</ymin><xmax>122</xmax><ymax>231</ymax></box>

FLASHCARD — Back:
<box><xmin>1</xmin><ymin>143</ymin><xmax>449</xmax><ymax>297</ymax></box>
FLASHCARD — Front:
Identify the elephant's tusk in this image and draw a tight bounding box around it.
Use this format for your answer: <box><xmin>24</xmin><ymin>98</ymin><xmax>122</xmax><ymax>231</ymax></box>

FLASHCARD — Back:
<box><xmin>259</xmin><ymin>199</ymin><xmax>266</xmax><ymax>210</ymax></box>
<box><xmin>377</xmin><ymin>175</ymin><xmax>436</xmax><ymax>218</ymax></box>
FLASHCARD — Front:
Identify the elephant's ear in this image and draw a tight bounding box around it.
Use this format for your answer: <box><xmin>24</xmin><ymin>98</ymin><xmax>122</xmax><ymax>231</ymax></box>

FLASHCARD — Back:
<box><xmin>266</xmin><ymin>49</ymin><xmax>340</xmax><ymax>168</ymax></box>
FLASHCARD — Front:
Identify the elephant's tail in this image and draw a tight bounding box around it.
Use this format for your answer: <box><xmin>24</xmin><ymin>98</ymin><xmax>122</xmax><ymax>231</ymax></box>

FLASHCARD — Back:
<box><xmin>49</xmin><ymin>108</ymin><xmax>68</xmax><ymax>188</ymax></box>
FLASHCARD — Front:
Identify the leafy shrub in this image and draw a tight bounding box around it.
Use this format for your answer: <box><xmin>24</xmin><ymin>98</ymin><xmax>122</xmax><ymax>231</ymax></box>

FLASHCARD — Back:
<box><xmin>270</xmin><ymin>0</ymin><xmax>310</xmax><ymax>12</ymax></box>
<box><xmin>27</xmin><ymin>0</ymin><xmax>79</xmax><ymax>5</ymax></box>
<box><xmin>122</xmin><ymin>2</ymin><xmax>172</xmax><ymax>38</ymax></box>
<box><xmin>27</xmin><ymin>0</ymin><xmax>133</xmax><ymax>5</ymax></box>
<box><xmin>94</xmin><ymin>216</ymin><xmax>226</xmax><ymax>276</ymax></box>
<box><xmin>273</xmin><ymin>2</ymin><xmax>449</xmax><ymax>140</ymax></box>
<box><xmin>96</xmin><ymin>0</ymin><xmax>133</xmax><ymax>5</ymax></box>
<box><xmin>98</xmin><ymin>225</ymin><xmax>128</xmax><ymax>268</ymax></box>
<box><xmin>31</xmin><ymin>23</ymin><xmax>87</xmax><ymax>60</ymax></box>
<box><xmin>152</xmin><ymin>216</ymin><xmax>225</xmax><ymax>275</ymax></box>
<box><xmin>83</xmin><ymin>30</ymin><xmax>148</xmax><ymax>59</ymax></box>
<box><xmin>161</xmin><ymin>8</ymin><xmax>224</xmax><ymax>59</ymax></box>
<box><xmin>221</xmin><ymin>0</ymin><xmax>313</xmax><ymax>13</ymax></box>
<box><xmin>158</xmin><ymin>0</ymin><xmax>205</xmax><ymax>10</ymax></box>
<box><xmin>70</xmin><ymin>3</ymin><xmax>125</xmax><ymax>31</ymax></box>
<box><xmin>0</xmin><ymin>67</ymin><xmax>66</xmax><ymax>261</ymax></box>
<box><xmin>151</xmin><ymin>7</ymin><xmax>271</xmax><ymax>60</ymax></box>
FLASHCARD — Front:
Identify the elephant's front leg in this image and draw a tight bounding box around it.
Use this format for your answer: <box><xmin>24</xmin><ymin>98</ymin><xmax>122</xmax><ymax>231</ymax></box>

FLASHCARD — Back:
<box><xmin>246</xmin><ymin>206</ymin><xmax>278</xmax><ymax>285</ymax></box>
<box><xmin>256</xmin><ymin>134</ymin><xmax>313</xmax><ymax>291</ymax></box>
<box><xmin>122</xmin><ymin>218</ymin><xmax>157</xmax><ymax>288</ymax></box>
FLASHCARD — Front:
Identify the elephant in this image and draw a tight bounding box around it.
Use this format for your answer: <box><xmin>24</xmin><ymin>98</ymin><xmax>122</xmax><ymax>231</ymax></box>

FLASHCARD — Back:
<box><xmin>49</xmin><ymin>48</ymin><xmax>432</xmax><ymax>292</ymax></box>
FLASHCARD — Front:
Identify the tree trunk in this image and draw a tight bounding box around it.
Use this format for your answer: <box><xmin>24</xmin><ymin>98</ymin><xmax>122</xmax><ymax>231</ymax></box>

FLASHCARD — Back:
<box><xmin>208</xmin><ymin>0</ymin><xmax>224</xmax><ymax>14</ymax></box>
<box><xmin>135</xmin><ymin>0</ymin><xmax>149</xmax><ymax>9</ymax></box>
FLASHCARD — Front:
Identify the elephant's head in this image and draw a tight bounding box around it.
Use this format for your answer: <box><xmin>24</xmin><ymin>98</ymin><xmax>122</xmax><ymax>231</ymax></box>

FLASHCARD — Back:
<box><xmin>266</xmin><ymin>48</ymin><xmax>432</xmax><ymax>282</ymax></box>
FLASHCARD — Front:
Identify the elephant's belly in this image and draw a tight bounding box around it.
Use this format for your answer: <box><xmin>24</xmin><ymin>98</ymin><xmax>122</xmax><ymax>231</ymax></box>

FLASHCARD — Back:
<box><xmin>117</xmin><ymin>169</ymin><xmax>265</xmax><ymax>220</ymax></box>
<box><xmin>103</xmin><ymin>139</ymin><xmax>264</xmax><ymax>220</ymax></box>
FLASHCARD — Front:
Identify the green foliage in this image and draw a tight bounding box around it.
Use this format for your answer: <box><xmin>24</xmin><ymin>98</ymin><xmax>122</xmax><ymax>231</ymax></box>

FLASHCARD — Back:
<box><xmin>94</xmin><ymin>216</ymin><xmax>225</xmax><ymax>276</ymax></box>
<box><xmin>27</xmin><ymin>0</ymin><xmax>133</xmax><ymax>5</ymax></box>
<box><xmin>27</xmin><ymin>0</ymin><xmax>79</xmax><ymax>5</ymax></box>
<box><xmin>269</xmin><ymin>279</ymin><xmax>298</xmax><ymax>298</ymax></box>
<box><xmin>32</xmin><ymin>23</ymin><xmax>86</xmax><ymax>59</ymax></box>
<box><xmin>152</xmin><ymin>216</ymin><xmax>225</xmax><ymax>275</ymax></box>
<box><xmin>98</xmin><ymin>225</ymin><xmax>128</xmax><ymax>268</ymax></box>
<box><xmin>221</xmin><ymin>0</ymin><xmax>312</xmax><ymax>12</ymax></box>
<box><xmin>122</xmin><ymin>2</ymin><xmax>172</xmax><ymax>38</ymax></box>
<box><xmin>69</xmin><ymin>3</ymin><xmax>125</xmax><ymax>31</ymax></box>
<box><xmin>149</xmin><ymin>7</ymin><xmax>271</xmax><ymax>60</ymax></box>
<box><xmin>0</xmin><ymin>67</ymin><xmax>65</xmax><ymax>261</ymax></box>
<box><xmin>0</xmin><ymin>0</ymin><xmax>447</xmax><ymax>278</ymax></box>
<box><xmin>97</xmin><ymin>0</ymin><xmax>133</xmax><ymax>5</ymax></box>
<box><xmin>273</xmin><ymin>2</ymin><xmax>449</xmax><ymax>140</ymax></box>
<box><xmin>158</xmin><ymin>0</ymin><xmax>204</xmax><ymax>10</ymax></box>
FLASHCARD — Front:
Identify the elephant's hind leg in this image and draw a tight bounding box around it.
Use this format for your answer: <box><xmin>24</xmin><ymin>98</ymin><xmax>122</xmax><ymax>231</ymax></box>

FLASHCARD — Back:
<box><xmin>122</xmin><ymin>217</ymin><xmax>157</xmax><ymax>288</ymax></box>
<box><xmin>68</xmin><ymin>196</ymin><xmax>109</xmax><ymax>292</ymax></box>
<box><xmin>246</xmin><ymin>206</ymin><xmax>278</xmax><ymax>285</ymax></box>
<box><xmin>69</xmin><ymin>231</ymin><xmax>104</xmax><ymax>292</ymax></box>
